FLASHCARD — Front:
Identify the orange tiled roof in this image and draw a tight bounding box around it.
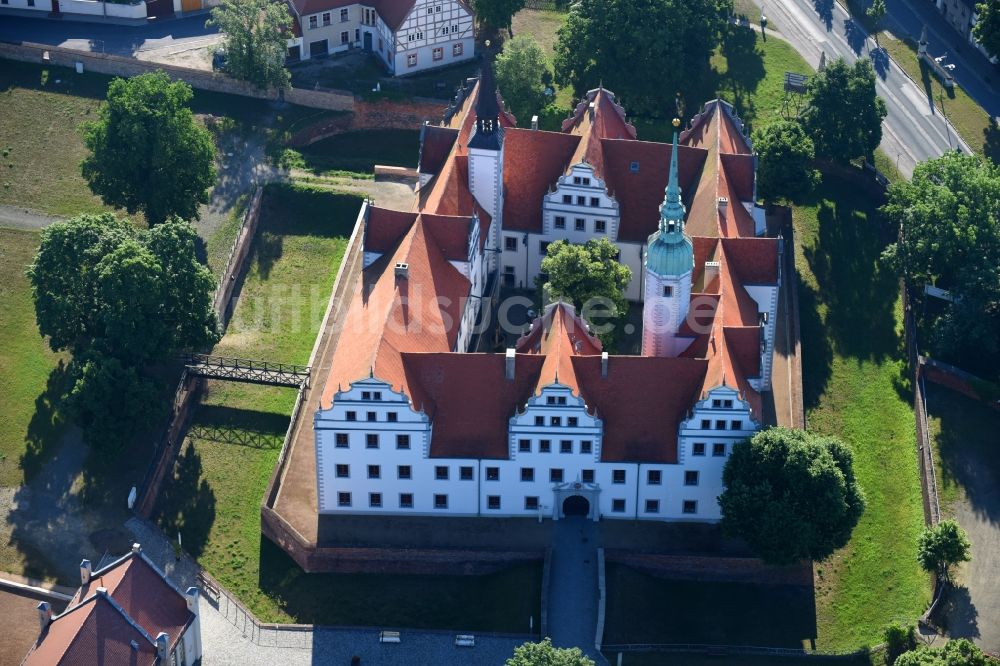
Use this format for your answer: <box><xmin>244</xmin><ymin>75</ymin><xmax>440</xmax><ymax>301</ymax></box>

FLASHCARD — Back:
<box><xmin>515</xmin><ymin>301</ymin><xmax>603</xmax><ymax>396</ymax></box>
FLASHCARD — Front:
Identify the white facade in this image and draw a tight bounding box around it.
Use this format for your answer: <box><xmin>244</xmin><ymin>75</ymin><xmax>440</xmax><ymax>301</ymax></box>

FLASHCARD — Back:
<box><xmin>641</xmin><ymin>263</ymin><xmax>693</xmax><ymax>358</ymax></box>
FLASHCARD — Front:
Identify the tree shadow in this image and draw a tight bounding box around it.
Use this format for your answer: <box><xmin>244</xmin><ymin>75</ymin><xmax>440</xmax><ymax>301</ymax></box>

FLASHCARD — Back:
<box><xmin>814</xmin><ymin>0</ymin><xmax>834</xmax><ymax>30</ymax></box>
<box><xmin>843</xmin><ymin>17</ymin><xmax>867</xmax><ymax>55</ymax></box>
<box><xmin>870</xmin><ymin>47</ymin><xmax>890</xmax><ymax>80</ymax></box>
<box><xmin>720</xmin><ymin>25</ymin><xmax>767</xmax><ymax>124</ymax></box>
<box><xmin>919</xmin><ymin>60</ymin><xmax>938</xmax><ymax>114</ymax></box>
<box><xmin>19</xmin><ymin>360</ymin><xmax>72</xmax><ymax>484</ymax></box>
<box><xmin>983</xmin><ymin>117</ymin><xmax>1000</xmax><ymax>165</ymax></box>
<box><xmin>153</xmin><ymin>441</ymin><xmax>217</xmax><ymax>559</ymax></box>
<box><xmin>254</xmin><ymin>230</ymin><xmax>285</xmax><ymax>280</ymax></box>
<box><xmin>798</xmin><ymin>271</ymin><xmax>834</xmax><ymax>412</ymax></box>
<box><xmin>937</xmin><ymin>584</ymin><xmax>980</xmax><ymax>639</ymax></box>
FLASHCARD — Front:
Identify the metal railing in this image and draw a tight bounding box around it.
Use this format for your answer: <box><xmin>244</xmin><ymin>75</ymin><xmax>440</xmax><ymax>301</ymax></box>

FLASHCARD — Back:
<box><xmin>183</xmin><ymin>353</ymin><xmax>311</xmax><ymax>388</ymax></box>
<box><xmin>602</xmin><ymin>643</ymin><xmax>877</xmax><ymax>659</ymax></box>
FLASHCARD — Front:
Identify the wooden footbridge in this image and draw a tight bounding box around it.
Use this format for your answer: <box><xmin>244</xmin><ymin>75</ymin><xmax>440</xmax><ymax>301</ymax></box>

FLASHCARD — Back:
<box><xmin>183</xmin><ymin>354</ymin><xmax>311</xmax><ymax>389</ymax></box>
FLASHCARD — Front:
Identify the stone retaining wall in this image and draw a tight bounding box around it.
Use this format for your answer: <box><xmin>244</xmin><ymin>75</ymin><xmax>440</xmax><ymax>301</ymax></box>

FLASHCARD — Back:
<box><xmin>605</xmin><ymin>551</ymin><xmax>813</xmax><ymax>587</ymax></box>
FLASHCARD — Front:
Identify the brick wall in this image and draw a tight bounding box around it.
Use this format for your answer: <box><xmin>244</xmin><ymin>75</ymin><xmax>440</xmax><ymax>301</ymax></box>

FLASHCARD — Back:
<box><xmin>288</xmin><ymin>97</ymin><xmax>446</xmax><ymax>147</ymax></box>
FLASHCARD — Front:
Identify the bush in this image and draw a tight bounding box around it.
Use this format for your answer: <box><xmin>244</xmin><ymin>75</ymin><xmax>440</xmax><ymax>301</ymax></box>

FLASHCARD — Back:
<box><xmin>883</xmin><ymin>621</ymin><xmax>916</xmax><ymax>663</ymax></box>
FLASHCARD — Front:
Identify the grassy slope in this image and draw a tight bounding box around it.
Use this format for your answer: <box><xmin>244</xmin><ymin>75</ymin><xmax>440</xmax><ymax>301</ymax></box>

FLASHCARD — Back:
<box><xmin>0</xmin><ymin>228</ymin><xmax>66</xmax><ymax>487</ymax></box>
<box><xmin>296</xmin><ymin>128</ymin><xmax>421</xmax><ymax>174</ymax></box>
<box><xmin>793</xmin><ymin>178</ymin><xmax>929</xmax><ymax>649</ymax></box>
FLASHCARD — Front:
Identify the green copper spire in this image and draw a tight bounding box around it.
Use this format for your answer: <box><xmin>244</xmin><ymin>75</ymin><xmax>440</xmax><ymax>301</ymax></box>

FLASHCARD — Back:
<box><xmin>646</xmin><ymin>118</ymin><xmax>693</xmax><ymax>277</ymax></box>
<box><xmin>659</xmin><ymin>119</ymin><xmax>685</xmax><ymax>232</ymax></box>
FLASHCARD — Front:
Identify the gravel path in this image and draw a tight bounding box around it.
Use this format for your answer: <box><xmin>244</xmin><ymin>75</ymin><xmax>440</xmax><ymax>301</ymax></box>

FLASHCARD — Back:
<box><xmin>548</xmin><ymin>517</ymin><xmax>608</xmax><ymax>665</ymax></box>
<box><xmin>0</xmin><ymin>205</ymin><xmax>62</xmax><ymax>230</ymax></box>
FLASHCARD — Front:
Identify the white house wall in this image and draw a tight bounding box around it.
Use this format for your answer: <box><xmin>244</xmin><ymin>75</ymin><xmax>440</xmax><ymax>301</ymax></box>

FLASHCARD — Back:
<box><xmin>393</xmin><ymin>0</ymin><xmax>474</xmax><ymax>74</ymax></box>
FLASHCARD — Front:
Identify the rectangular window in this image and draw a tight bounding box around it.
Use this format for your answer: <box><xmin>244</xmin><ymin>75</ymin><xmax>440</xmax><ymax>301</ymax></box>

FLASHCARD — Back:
<box><xmin>341</xmin><ymin>31</ymin><xmax>350</xmax><ymax>45</ymax></box>
<box><xmin>487</xmin><ymin>495</ymin><xmax>501</xmax><ymax>510</ymax></box>
<box><xmin>486</xmin><ymin>466</ymin><xmax>499</xmax><ymax>481</ymax></box>
<box><xmin>724</xmin><ymin>399</ymin><xmax>734</xmax><ymax>408</ymax></box>
<box><xmin>433</xmin><ymin>47</ymin><xmax>443</xmax><ymax>61</ymax></box>
<box><xmin>700</xmin><ymin>419</ymin><xmax>710</xmax><ymax>429</ymax></box>
<box><xmin>309</xmin><ymin>15</ymin><xmax>318</xmax><ymax>29</ymax></box>
<box><xmin>346</xmin><ymin>411</ymin><xmax>356</xmax><ymax>421</ymax></box>
<box><xmin>525</xmin><ymin>496</ymin><xmax>539</xmax><ymax>510</ymax></box>
<box><xmin>730</xmin><ymin>420</ymin><xmax>742</xmax><ymax>430</ymax></box>
<box><xmin>590</xmin><ymin>197</ymin><xmax>600</xmax><ymax>207</ymax></box>
<box><xmin>712</xmin><ymin>399</ymin><xmax>721</xmax><ymax>408</ymax></box>
<box><xmin>557</xmin><ymin>396</ymin><xmax>567</xmax><ymax>405</ymax></box>
<box><xmin>366</xmin><ymin>411</ymin><xmax>376</xmax><ymax>422</ymax></box>
<box><xmin>355</xmin><ymin>28</ymin><xmax>359</xmax><ymax>42</ymax></box>
<box><xmin>573</xmin><ymin>176</ymin><xmax>581</xmax><ymax>185</ymax></box>
<box><xmin>576</xmin><ymin>196</ymin><xmax>585</xmax><ymax>205</ymax></box>
<box><xmin>399</xmin><ymin>493</ymin><xmax>413</xmax><ymax>508</ymax></box>
<box><xmin>505</xmin><ymin>236</ymin><xmax>518</xmax><ymax>251</ymax></box>
<box><xmin>713</xmin><ymin>443</ymin><xmax>727</xmax><ymax>457</ymax></box>
<box><xmin>322</xmin><ymin>12</ymin><xmax>330</xmax><ymax>25</ymax></box>
<box><xmin>366</xmin><ymin>433</ymin><xmax>379</xmax><ymax>449</ymax></box>
<box><xmin>460</xmin><ymin>466</ymin><xmax>474</xmax><ymax>480</ymax></box>
<box><xmin>407</xmin><ymin>53</ymin><xmax>417</xmax><ymax>67</ymax></box>
<box><xmin>580</xmin><ymin>440</ymin><xmax>592</xmax><ymax>454</ymax></box>
<box><xmin>387</xmin><ymin>412</ymin><xmax>398</xmax><ymax>422</ymax></box>
<box><xmin>435</xmin><ymin>466</ymin><xmax>449</xmax><ymax>480</ymax></box>
<box><xmin>335</xmin><ymin>433</ymin><xmax>349</xmax><ymax>448</ymax></box>
<box><xmin>554</xmin><ymin>216</ymin><xmax>566</xmax><ymax>229</ymax></box>
<box><xmin>340</xmin><ymin>7</ymin><xmax>348</xmax><ymax>21</ymax></box>
<box><xmin>434</xmin><ymin>494</ymin><xmax>448</xmax><ymax>509</ymax></box>
<box><xmin>546</xmin><ymin>396</ymin><xmax>556</xmax><ymax>405</ymax></box>
<box><xmin>612</xmin><ymin>469</ymin><xmax>626</xmax><ymax>484</ymax></box>
<box><xmin>539</xmin><ymin>440</ymin><xmax>551</xmax><ymax>453</ymax></box>
<box><xmin>550</xmin><ymin>416</ymin><xmax>561</xmax><ymax>426</ymax></box>
<box><xmin>645</xmin><ymin>499</ymin><xmax>660</xmax><ymax>513</ymax></box>
<box><xmin>562</xmin><ymin>194</ymin><xmax>572</xmax><ymax>204</ymax></box>
<box><xmin>534</xmin><ymin>415</ymin><xmax>545</xmax><ymax>426</ymax></box>
<box><xmin>453</xmin><ymin>43</ymin><xmax>463</xmax><ymax>56</ymax></box>
<box><xmin>521</xmin><ymin>467</ymin><xmax>534</xmax><ymax>482</ymax></box>
<box><xmin>568</xmin><ymin>417</ymin><xmax>578</xmax><ymax>427</ymax></box>
<box><xmin>519</xmin><ymin>439</ymin><xmax>531</xmax><ymax>453</ymax></box>
<box><xmin>550</xmin><ymin>469</ymin><xmax>564</xmax><ymax>483</ymax></box>
<box><xmin>369</xmin><ymin>492</ymin><xmax>382</xmax><ymax>508</ymax></box>
<box><xmin>662</xmin><ymin>285</ymin><xmax>673</xmax><ymax>297</ymax></box>
<box><xmin>396</xmin><ymin>434</ymin><xmax>410</xmax><ymax>449</ymax></box>
<box><xmin>540</xmin><ymin>241</ymin><xmax>550</xmax><ymax>255</ymax></box>
<box><xmin>692</xmin><ymin>442</ymin><xmax>706</xmax><ymax>456</ymax></box>
<box><xmin>398</xmin><ymin>465</ymin><xmax>411</xmax><ymax>480</ymax></box>
<box><xmin>630</xmin><ymin>161</ymin><xmax>640</xmax><ymax>173</ymax></box>
<box><xmin>683</xmin><ymin>500</ymin><xmax>698</xmax><ymax>514</ymax></box>
<box><xmin>595</xmin><ymin>220</ymin><xmax>606</xmax><ymax>233</ymax></box>
<box><xmin>335</xmin><ymin>464</ymin><xmax>349</xmax><ymax>478</ymax></box>
<box><xmin>685</xmin><ymin>470</ymin><xmax>699</xmax><ymax>486</ymax></box>
<box><xmin>560</xmin><ymin>440</ymin><xmax>572</xmax><ymax>454</ymax></box>
<box><xmin>582</xmin><ymin>469</ymin><xmax>595</xmax><ymax>483</ymax></box>
<box><xmin>647</xmin><ymin>470</ymin><xmax>662</xmax><ymax>485</ymax></box>
<box><xmin>367</xmin><ymin>464</ymin><xmax>380</xmax><ymax>479</ymax></box>
<box><xmin>575</xmin><ymin>218</ymin><xmax>585</xmax><ymax>231</ymax></box>
<box><xmin>337</xmin><ymin>492</ymin><xmax>351</xmax><ymax>507</ymax></box>
<box><xmin>715</xmin><ymin>420</ymin><xmax>726</xmax><ymax>430</ymax></box>
<box><xmin>612</xmin><ymin>499</ymin><xmax>626</xmax><ymax>513</ymax></box>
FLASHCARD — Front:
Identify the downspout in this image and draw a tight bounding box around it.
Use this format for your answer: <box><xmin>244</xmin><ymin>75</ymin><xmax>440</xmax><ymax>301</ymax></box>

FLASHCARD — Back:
<box><xmin>634</xmin><ymin>463</ymin><xmax>641</xmax><ymax>520</ymax></box>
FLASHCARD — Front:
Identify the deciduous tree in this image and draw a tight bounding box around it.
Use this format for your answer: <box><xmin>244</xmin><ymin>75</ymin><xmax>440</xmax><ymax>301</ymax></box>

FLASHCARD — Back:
<box><xmin>471</xmin><ymin>0</ymin><xmax>525</xmax><ymax>35</ymax></box>
<box><xmin>801</xmin><ymin>58</ymin><xmax>887</xmax><ymax>163</ymax></box>
<box><xmin>893</xmin><ymin>638</ymin><xmax>988</xmax><ymax>666</ymax></box>
<box><xmin>974</xmin><ymin>0</ymin><xmax>1000</xmax><ymax>61</ymax></box>
<box><xmin>753</xmin><ymin>120</ymin><xmax>820</xmax><ymax>202</ymax></box>
<box><xmin>867</xmin><ymin>0</ymin><xmax>887</xmax><ymax>46</ymax></box>
<box><xmin>719</xmin><ymin>427</ymin><xmax>866</xmax><ymax>565</ymax></box>
<box><xmin>208</xmin><ymin>0</ymin><xmax>293</xmax><ymax>90</ymax></box>
<box><xmin>917</xmin><ymin>519</ymin><xmax>972</xmax><ymax>580</ymax></box>
<box><xmin>496</xmin><ymin>35</ymin><xmax>550</xmax><ymax>125</ymax></box>
<box><xmin>82</xmin><ymin>72</ymin><xmax>216</xmax><ymax>225</ymax></box>
<box><xmin>505</xmin><ymin>638</ymin><xmax>594</xmax><ymax>666</ymax></box>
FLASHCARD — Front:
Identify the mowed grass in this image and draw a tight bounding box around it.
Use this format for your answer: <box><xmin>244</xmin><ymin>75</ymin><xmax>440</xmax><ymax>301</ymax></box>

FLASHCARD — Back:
<box><xmin>0</xmin><ymin>227</ymin><xmax>67</xmax><ymax>487</ymax></box>
<box><xmin>793</xmin><ymin>176</ymin><xmax>930</xmax><ymax>650</ymax></box>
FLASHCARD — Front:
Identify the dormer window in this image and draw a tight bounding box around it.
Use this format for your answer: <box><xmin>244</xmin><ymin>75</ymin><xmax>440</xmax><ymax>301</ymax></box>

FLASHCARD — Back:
<box><xmin>630</xmin><ymin>161</ymin><xmax>640</xmax><ymax>173</ymax></box>
<box><xmin>667</xmin><ymin>221</ymin><xmax>676</xmax><ymax>233</ymax></box>
<box><xmin>662</xmin><ymin>285</ymin><xmax>673</xmax><ymax>297</ymax></box>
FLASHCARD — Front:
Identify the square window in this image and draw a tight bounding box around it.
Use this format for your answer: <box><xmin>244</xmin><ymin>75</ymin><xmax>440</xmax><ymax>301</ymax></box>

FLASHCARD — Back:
<box><xmin>521</xmin><ymin>467</ymin><xmax>534</xmax><ymax>482</ymax></box>
<box><xmin>460</xmin><ymin>466</ymin><xmax>474</xmax><ymax>480</ymax></box>
<box><xmin>337</xmin><ymin>492</ymin><xmax>351</xmax><ymax>507</ymax></box>
<box><xmin>525</xmin><ymin>496</ymin><xmax>539</xmax><ymax>510</ymax></box>
<box><xmin>647</xmin><ymin>470</ymin><xmax>662</xmax><ymax>485</ymax></box>
<box><xmin>434</xmin><ymin>494</ymin><xmax>448</xmax><ymax>509</ymax></box>
<box><xmin>505</xmin><ymin>236</ymin><xmax>518</xmax><ymax>251</ymax></box>
<box><xmin>387</xmin><ymin>412</ymin><xmax>398</xmax><ymax>422</ymax></box>
<box><xmin>453</xmin><ymin>43</ymin><xmax>463</xmax><ymax>56</ymax></box>
<box><xmin>367</xmin><ymin>464</ymin><xmax>380</xmax><ymax>479</ymax></box>
<box><xmin>346</xmin><ymin>411</ymin><xmax>356</xmax><ymax>421</ymax></box>
<box><xmin>573</xmin><ymin>176</ymin><xmax>582</xmax><ymax>185</ymax></box>
<box><xmin>435</xmin><ymin>466</ymin><xmax>449</xmax><ymax>480</ymax></box>
<box><xmin>583</xmin><ymin>177</ymin><xmax>591</xmax><ymax>185</ymax></box>
<box><xmin>562</xmin><ymin>194</ymin><xmax>572</xmax><ymax>204</ymax></box>
<box><xmin>595</xmin><ymin>220</ymin><xmax>606</xmax><ymax>233</ymax></box>
<box><xmin>362</xmin><ymin>391</ymin><xmax>371</xmax><ymax>400</ymax></box>
<box><xmin>560</xmin><ymin>440</ymin><xmax>572</xmax><ymax>453</ymax></box>
<box><xmin>407</xmin><ymin>53</ymin><xmax>417</xmax><ymax>67</ymax></box>
<box><xmin>568</xmin><ymin>417</ymin><xmax>578</xmax><ymax>427</ymax></box>
<box><xmin>662</xmin><ymin>285</ymin><xmax>673</xmax><ymax>297</ymax></box>
<box><xmin>398</xmin><ymin>465</ymin><xmax>411</xmax><ymax>480</ymax></box>
<box><xmin>487</xmin><ymin>495</ymin><xmax>501</xmax><ymax>510</ymax></box>
<box><xmin>557</xmin><ymin>396</ymin><xmax>567</xmax><ymax>405</ymax></box>
<box><xmin>712</xmin><ymin>398</ymin><xmax>721</xmax><ymax>408</ymax></box>
<box><xmin>576</xmin><ymin>196</ymin><xmax>585</xmax><ymax>206</ymax></box>
<box><xmin>575</xmin><ymin>218</ymin><xmax>585</xmax><ymax>231</ymax></box>
<box><xmin>612</xmin><ymin>499</ymin><xmax>626</xmax><ymax>513</ymax></box>
<box><xmin>369</xmin><ymin>492</ymin><xmax>382</xmax><ymax>508</ymax></box>
<box><xmin>340</xmin><ymin>7</ymin><xmax>348</xmax><ymax>20</ymax></box>
<box><xmin>486</xmin><ymin>467</ymin><xmax>499</xmax><ymax>481</ymax></box>
<box><xmin>373</xmin><ymin>392</ymin><xmax>382</xmax><ymax>400</ymax></box>
<box><xmin>612</xmin><ymin>469</ymin><xmax>626</xmax><ymax>484</ymax></box>
<box><xmin>683</xmin><ymin>500</ymin><xmax>698</xmax><ymax>514</ymax></box>
<box><xmin>713</xmin><ymin>443</ymin><xmax>727</xmax><ymax>457</ymax></box>
<box><xmin>400</xmin><ymin>493</ymin><xmax>413</xmax><ymax>508</ymax></box>
<box><xmin>335</xmin><ymin>464</ymin><xmax>349</xmax><ymax>478</ymax></box>
<box><xmin>539</xmin><ymin>440</ymin><xmax>551</xmax><ymax>453</ymax></box>
<box><xmin>396</xmin><ymin>434</ymin><xmax>410</xmax><ymax>449</ymax></box>
<box><xmin>645</xmin><ymin>499</ymin><xmax>660</xmax><ymax>513</ymax></box>
<box><xmin>685</xmin><ymin>470</ymin><xmax>699</xmax><ymax>486</ymax></box>
<box><xmin>580</xmin><ymin>440</ymin><xmax>593</xmax><ymax>454</ymax></box>
<box><xmin>582</xmin><ymin>469</ymin><xmax>595</xmax><ymax>483</ymax></box>
<box><xmin>367</xmin><ymin>411</ymin><xmax>376</xmax><ymax>421</ymax></box>
<box><xmin>700</xmin><ymin>419</ymin><xmax>710</xmax><ymax>429</ymax></box>
<box><xmin>554</xmin><ymin>216</ymin><xmax>566</xmax><ymax>229</ymax></box>
<box><xmin>730</xmin><ymin>420</ymin><xmax>742</xmax><ymax>430</ymax></box>
<box><xmin>519</xmin><ymin>439</ymin><xmax>531</xmax><ymax>452</ymax></box>
<box><xmin>534</xmin><ymin>416</ymin><xmax>544</xmax><ymax>426</ymax></box>
<box><xmin>340</xmin><ymin>31</ymin><xmax>349</xmax><ymax>45</ymax></box>
<box><xmin>590</xmin><ymin>197</ymin><xmax>600</xmax><ymax>207</ymax></box>
<box><xmin>335</xmin><ymin>433</ymin><xmax>349</xmax><ymax>448</ymax></box>
<box><xmin>366</xmin><ymin>433</ymin><xmax>379</xmax><ymax>449</ymax></box>
<box><xmin>724</xmin><ymin>399</ymin><xmax>734</xmax><ymax>408</ymax></box>
<box><xmin>550</xmin><ymin>468</ymin><xmax>564</xmax><ymax>482</ymax></box>
<box><xmin>433</xmin><ymin>47</ymin><xmax>443</xmax><ymax>61</ymax></box>
<box><xmin>715</xmin><ymin>420</ymin><xmax>726</xmax><ymax>430</ymax></box>
<box><xmin>550</xmin><ymin>416</ymin><xmax>561</xmax><ymax>426</ymax></box>
<box><xmin>692</xmin><ymin>442</ymin><xmax>706</xmax><ymax>456</ymax></box>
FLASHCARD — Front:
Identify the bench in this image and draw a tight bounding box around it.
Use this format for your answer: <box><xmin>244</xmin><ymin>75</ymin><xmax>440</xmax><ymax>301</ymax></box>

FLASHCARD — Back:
<box><xmin>379</xmin><ymin>631</ymin><xmax>401</xmax><ymax>644</ymax></box>
<box><xmin>455</xmin><ymin>634</ymin><xmax>475</xmax><ymax>647</ymax></box>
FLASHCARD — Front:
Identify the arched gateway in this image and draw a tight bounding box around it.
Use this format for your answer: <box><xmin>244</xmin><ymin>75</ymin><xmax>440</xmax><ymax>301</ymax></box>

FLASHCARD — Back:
<box><xmin>562</xmin><ymin>494</ymin><xmax>590</xmax><ymax>517</ymax></box>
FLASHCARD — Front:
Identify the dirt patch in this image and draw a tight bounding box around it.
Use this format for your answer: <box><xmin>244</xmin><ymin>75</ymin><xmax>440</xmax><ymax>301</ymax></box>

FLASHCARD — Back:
<box><xmin>288</xmin><ymin>98</ymin><xmax>446</xmax><ymax>147</ymax></box>
<box><xmin>134</xmin><ymin>38</ymin><xmax>221</xmax><ymax>72</ymax></box>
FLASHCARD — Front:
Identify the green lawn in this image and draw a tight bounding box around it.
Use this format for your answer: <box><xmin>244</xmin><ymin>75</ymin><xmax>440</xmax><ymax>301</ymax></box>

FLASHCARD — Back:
<box><xmin>607</xmin><ymin>653</ymin><xmax>874</xmax><ymax>666</ymax></box>
<box><xmin>793</xmin><ymin>176</ymin><xmax>930</xmax><ymax>650</ymax></box>
<box><xmin>294</xmin><ymin>129</ymin><xmax>421</xmax><ymax>175</ymax></box>
<box><xmin>0</xmin><ymin>227</ymin><xmax>67</xmax><ymax>487</ymax></box>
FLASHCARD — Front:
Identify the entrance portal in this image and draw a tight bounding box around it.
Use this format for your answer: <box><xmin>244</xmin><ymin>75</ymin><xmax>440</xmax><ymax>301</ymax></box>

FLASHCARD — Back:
<box><xmin>562</xmin><ymin>494</ymin><xmax>590</xmax><ymax>517</ymax></box>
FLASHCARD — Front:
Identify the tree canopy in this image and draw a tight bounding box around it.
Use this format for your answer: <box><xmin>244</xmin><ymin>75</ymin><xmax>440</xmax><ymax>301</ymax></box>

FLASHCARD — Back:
<box><xmin>880</xmin><ymin>152</ymin><xmax>1000</xmax><ymax>364</ymax></box>
<box><xmin>82</xmin><ymin>72</ymin><xmax>216</xmax><ymax>226</ymax></box>
<box><xmin>505</xmin><ymin>638</ymin><xmax>595</xmax><ymax>666</ymax></box>
<box><xmin>892</xmin><ymin>638</ymin><xmax>989</xmax><ymax>666</ymax></box>
<box><xmin>867</xmin><ymin>0</ymin><xmax>887</xmax><ymax>46</ymax></box>
<box><xmin>553</xmin><ymin>0</ymin><xmax>731</xmax><ymax>116</ymax></box>
<box><xmin>208</xmin><ymin>0</ymin><xmax>293</xmax><ymax>90</ymax></box>
<box><xmin>753</xmin><ymin>120</ymin><xmax>820</xmax><ymax>202</ymax></box>
<box><xmin>801</xmin><ymin>58</ymin><xmax>887</xmax><ymax>163</ymax></box>
<box><xmin>719</xmin><ymin>427</ymin><xmax>866</xmax><ymax>565</ymax></box>
<box><xmin>496</xmin><ymin>35</ymin><xmax>550</xmax><ymax>126</ymax></box>
<box><xmin>471</xmin><ymin>0</ymin><xmax>525</xmax><ymax>34</ymax></box>
<box><xmin>540</xmin><ymin>238</ymin><xmax>632</xmax><ymax>346</ymax></box>
<box><xmin>916</xmin><ymin>519</ymin><xmax>972</xmax><ymax>579</ymax></box>
<box><xmin>974</xmin><ymin>1</ymin><xmax>1000</xmax><ymax>61</ymax></box>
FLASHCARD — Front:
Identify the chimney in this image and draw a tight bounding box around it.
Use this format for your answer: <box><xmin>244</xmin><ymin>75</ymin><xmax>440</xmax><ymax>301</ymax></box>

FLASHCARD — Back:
<box><xmin>601</xmin><ymin>351</ymin><xmax>609</xmax><ymax>378</ymax></box>
<box><xmin>505</xmin><ymin>348</ymin><xmax>515</xmax><ymax>380</ymax></box>
<box><xmin>96</xmin><ymin>586</ymin><xmax>108</xmax><ymax>595</ymax></box>
<box><xmin>394</xmin><ymin>262</ymin><xmax>409</xmax><ymax>280</ymax></box>
<box><xmin>185</xmin><ymin>587</ymin><xmax>200</xmax><ymax>615</ymax></box>
<box><xmin>155</xmin><ymin>632</ymin><xmax>169</xmax><ymax>660</ymax></box>
<box><xmin>131</xmin><ymin>543</ymin><xmax>141</xmax><ymax>555</ymax></box>
<box><xmin>704</xmin><ymin>261</ymin><xmax>721</xmax><ymax>287</ymax></box>
<box><xmin>531</xmin><ymin>115</ymin><xmax>539</xmax><ymax>130</ymax></box>
<box><xmin>80</xmin><ymin>559</ymin><xmax>92</xmax><ymax>585</ymax></box>
<box><xmin>717</xmin><ymin>197</ymin><xmax>729</xmax><ymax>217</ymax></box>
<box><xmin>37</xmin><ymin>601</ymin><xmax>52</xmax><ymax>632</ymax></box>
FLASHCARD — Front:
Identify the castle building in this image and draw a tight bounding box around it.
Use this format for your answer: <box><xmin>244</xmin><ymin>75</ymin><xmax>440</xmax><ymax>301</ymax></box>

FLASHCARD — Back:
<box><xmin>313</xmin><ymin>61</ymin><xmax>782</xmax><ymax>522</ymax></box>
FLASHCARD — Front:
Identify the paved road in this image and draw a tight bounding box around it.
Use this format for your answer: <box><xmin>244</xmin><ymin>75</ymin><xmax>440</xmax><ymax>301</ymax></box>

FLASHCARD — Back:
<box><xmin>754</xmin><ymin>0</ymin><xmax>970</xmax><ymax>177</ymax></box>
<box><xmin>547</xmin><ymin>516</ymin><xmax>608</xmax><ymax>665</ymax></box>
<box><xmin>0</xmin><ymin>14</ymin><xmax>217</xmax><ymax>57</ymax></box>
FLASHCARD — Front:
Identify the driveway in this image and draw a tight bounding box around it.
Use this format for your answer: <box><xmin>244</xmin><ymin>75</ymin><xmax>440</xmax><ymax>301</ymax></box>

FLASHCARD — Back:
<box><xmin>547</xmin><ymin>516</ymin><xmax>608</xmax><ymax>665</ymax></box>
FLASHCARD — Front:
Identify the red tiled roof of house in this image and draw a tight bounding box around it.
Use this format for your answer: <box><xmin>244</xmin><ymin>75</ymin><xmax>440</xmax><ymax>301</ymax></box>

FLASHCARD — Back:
<box><xmin>501</xmin><ymin>128</ymin><xmax>581</xmax><ymax>233</ymax></box>
<box><xmin>366</xmin><ymin>208</ymin><xmax>484</xmax><ymax>259</ymax></box>
<box><xmin>720</xmin><ymin>152</ymin><xmax>755</xmax><ymax>201</ymax></box>
<box><xmin>562</xmin><ymin>88</ymin><xmax>637</xmax><ymax>181</ymax></box>
<box><xmin>515</xmin><ymin>301</ymin><xmax>603</xmax><ymax>396</ymax></box>
<box><xmin>418</xmin><ymin>125</ymin><xmax>459</xmax><ymax>177</ymax></box>
<box><xmin>288</xmin><ymin>0</ymin><xmax>471</xmax><ymax>30</ymax></box>
<box><xmin>721</xmin><ymin>237</ymin><xmax>780</xmax><ymax>284</ymax></box>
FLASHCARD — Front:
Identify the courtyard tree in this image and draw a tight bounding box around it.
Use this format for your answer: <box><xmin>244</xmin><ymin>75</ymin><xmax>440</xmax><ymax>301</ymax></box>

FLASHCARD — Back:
<box><xmin>916</xmin><ymin>519</ymin><xmax>972</xmax><ymax>580</ymax></box>
<box><xmin>973</xmin><ymin>1</ymin><xmax>1000</xmax><ymax>61</ymax></box>
<box><xmin>505</xmin><ymin>638</ymin><xmax>594</xmax><ymax>666</ymax></box>
<box><xmin>554</xmin><ymin>0</ymin><xmax>731</xmax><ymax>116</ymax></box>
<box><xmin>540</xmin><ymin>238</ymin><xmax>632</xmax><ymax>346</ymax></box>
<box><xmin>496</xmin><ymin>35</ymin><xmax>550</xmax><ymax>125</ymax></box>
<box><xmin>801</xmin><ymin>58</ymin><xmax>887</xmax><ymax>163</ymax></box>
<box><xmin>82</xmin><ymin>72</ymin><xmax>216</xmax><ymax>225</ymax></box>
<box><xmin>208</xmin><ymin>0</ymin><xmax>293</xmax><ymax>91</ymax></box>
<box><xmin>880</xmin><ymin>152</ymin><xmax>1000</xmax><ymax>364</ymax></box>
<box><xmin>753</xmin><ymin>120</ymin><xmax>820</xmax><ymax>202</ymax></box>
<box><xmin>893</xmin><ymin>638</ymin><xmax>989</xmax><ymax>666</ymax></box>
<box><xmin>471</xmin><ymin>0</ymin><xmax>525</xmax><ymax>35</ymax></box>
<box><xmin>719</xmin><ymin>427</ymin><xmax>867</xmax><ymax>565</ymax></box>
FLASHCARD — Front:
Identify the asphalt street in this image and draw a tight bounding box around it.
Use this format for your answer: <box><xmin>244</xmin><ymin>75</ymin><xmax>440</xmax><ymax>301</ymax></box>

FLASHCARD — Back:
<box><xmin>753</xmin><ymin>0</ymin><xmax>971</xmax><ymax>177</ymax></box>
